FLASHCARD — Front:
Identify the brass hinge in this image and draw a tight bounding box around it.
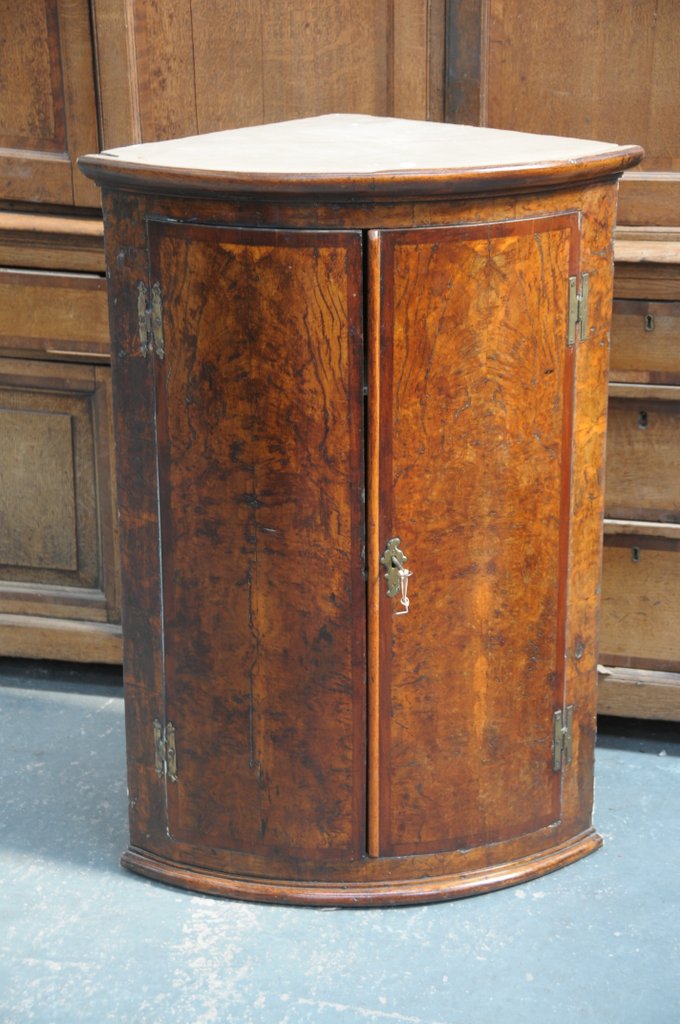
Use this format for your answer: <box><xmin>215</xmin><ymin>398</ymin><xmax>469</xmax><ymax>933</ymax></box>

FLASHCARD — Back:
<box><xmin>552</xmin><ymin>705</ymin><xmax>574</xmax><ymax>771</ymax></box>
<box><xmin>137</xmin><ymin>281</ymin><xmax>165</xmax><ymax>359</ymax></box>
<box><xmin>567</xmin><ymin>273</ymin><xmax>589</xmax><ymax>346</ymax></box>
<box><xmin>153</xmin><ymin>718</ymin><xmax>178</xmax><ymax>782</ymax></box>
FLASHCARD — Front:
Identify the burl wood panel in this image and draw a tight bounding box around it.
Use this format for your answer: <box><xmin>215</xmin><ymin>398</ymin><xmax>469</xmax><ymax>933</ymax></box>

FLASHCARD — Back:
<box><xmin>149</xmin><ymin>222</ymin><xmax>366</xmax><ymax>860</ymax></box>
<box><xmin>94</xmin><ymin>176</ymin><xmax>619</xmax><ymax>903</ymax></box>
<box><xmin>372</xmin><ymin>215</ymin><xmax>578</xmax><ymax>856</ymax></box>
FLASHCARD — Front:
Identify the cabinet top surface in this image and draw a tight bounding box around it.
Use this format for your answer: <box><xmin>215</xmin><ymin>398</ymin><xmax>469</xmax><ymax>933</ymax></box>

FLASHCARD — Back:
<box><xmin>79</xmin><ymin>114</ymin><xmax>643</xmax><ymax>199</ymax></box>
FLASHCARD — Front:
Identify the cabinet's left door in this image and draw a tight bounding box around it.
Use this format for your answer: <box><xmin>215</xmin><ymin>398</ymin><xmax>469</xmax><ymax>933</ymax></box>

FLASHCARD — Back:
<box><xmin>0</xmin><ymin>0</ymin><xmax>100</xmax><ymax>206</ymax></box>
<box><xmin>141</xmin><ymin>221</ymin><xmax>366</xmax><ymax>865</ymax></box>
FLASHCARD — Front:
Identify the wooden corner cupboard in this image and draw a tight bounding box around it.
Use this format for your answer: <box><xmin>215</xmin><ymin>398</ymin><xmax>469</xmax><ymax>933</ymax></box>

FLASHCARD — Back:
<box><xmin>79</xmin><ymin>114</ymin><xmax>642</xmax><ymax>905</ymax></box>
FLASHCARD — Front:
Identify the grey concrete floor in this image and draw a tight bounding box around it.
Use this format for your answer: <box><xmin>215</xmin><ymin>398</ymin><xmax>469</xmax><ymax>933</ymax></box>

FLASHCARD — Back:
<box><xmin>0</xmin><ymin>659</ymin><xmax>678</xmax><ymax>1024</ymax></box>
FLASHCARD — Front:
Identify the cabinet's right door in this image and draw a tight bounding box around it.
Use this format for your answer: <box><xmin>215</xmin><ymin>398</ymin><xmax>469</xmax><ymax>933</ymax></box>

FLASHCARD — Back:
<box><xmin>369</xmin><ymin>214</ymin><xmax>580</xmax><ymax>857</ymax></box>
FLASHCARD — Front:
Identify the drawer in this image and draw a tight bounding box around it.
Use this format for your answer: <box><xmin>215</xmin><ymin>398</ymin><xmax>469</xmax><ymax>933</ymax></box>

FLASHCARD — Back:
<box><xmin>0</xmin><ymin>268</ymin><xmax>110</xmax><ymax>361</ymax></box>
<box><xmin>604</xmin><ymin>384</ymin><xmax>680</xmax><ymax>522</ymax></box>
<box><xmin>610</xmin><ymin>299</ymin><xmax>680</xmax><ymax>384</ymax></box>
<box><xmin>600</xmin><ymin>527</ymin><xmax>680</xmax><ymax>673</ymax></box>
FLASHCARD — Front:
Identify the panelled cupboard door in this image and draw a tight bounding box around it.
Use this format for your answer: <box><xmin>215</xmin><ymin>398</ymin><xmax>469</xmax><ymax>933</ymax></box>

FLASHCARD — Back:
<box><xmin>147</xmin><ymin>222</ymin><xmax>366</xmax><ymax>861</ymax></box>
<box><xmin>369</xmin><ymin>215</ymin><xmax>579</xmax><ymax>857</ymax></box>
<box><xmin>0</xmin><ymin>0</ymin><xmax>100</xmax><ymax>206</ymax></box>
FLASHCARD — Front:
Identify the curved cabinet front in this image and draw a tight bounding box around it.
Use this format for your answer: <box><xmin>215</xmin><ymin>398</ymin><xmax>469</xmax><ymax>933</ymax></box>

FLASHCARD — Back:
<box><xmin>84</xmin><ymin>117</ymin><xmax>640</xmax><ymax>903</ymax></box>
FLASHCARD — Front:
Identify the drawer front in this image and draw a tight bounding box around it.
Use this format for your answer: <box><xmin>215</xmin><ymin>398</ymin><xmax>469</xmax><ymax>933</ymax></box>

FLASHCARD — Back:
<box><xmin>600</xmin><ymin>534</ymin><xmax>680</xmax><ymax>672</ymax></box>
<box><xmin>605</xmin><ymin>394</ymin><xmax>680</xmax><ymax>522</ymax></box>
<box><xmin>0</xmin><ymin>268</ymin><xmax>110</xmax><ymax>360</ymax></box>
<box><xmin>610</xmin><ymin>299</ymin><xmax>680</xmax><ymax>384</ymax></box>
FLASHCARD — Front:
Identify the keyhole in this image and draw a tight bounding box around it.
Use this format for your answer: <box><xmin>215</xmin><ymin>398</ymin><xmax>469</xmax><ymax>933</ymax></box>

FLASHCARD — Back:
<box><xmin>638</xmin><ymin>410</ymin><xmax>648</xmax><ymax>429</ymax></box>
<box><xmin>631</xmin><ymin>546</ymin><xmax>641</xmax><ymax>563</ymax></box>
<box><xmin>644</xmin><ymin>313</ymin><xmax>655</xmax><ymax>332</ymax></box>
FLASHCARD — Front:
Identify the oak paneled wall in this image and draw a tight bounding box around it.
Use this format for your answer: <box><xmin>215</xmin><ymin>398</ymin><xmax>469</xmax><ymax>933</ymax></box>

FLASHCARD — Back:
<box><xmin>0</xmin><ymin>0</ymin><xmax>100</xmax><ymax>206</ymax></box>
<box><xmin>91</xmin><ymin>0</ymin><xmax>446</xmax><ymax>149</ymax></box>
<box><xmin>445</xmin><ymin>0</ymin><xmax>680</xmax><ymax>226</ymax></box>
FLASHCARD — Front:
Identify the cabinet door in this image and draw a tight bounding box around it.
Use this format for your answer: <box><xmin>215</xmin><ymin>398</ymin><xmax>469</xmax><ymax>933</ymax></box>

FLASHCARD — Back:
<box><xmin>0</xmin><ymin>0</ymin><xmax>99</xmax><ymax>206</ymax></box>
<box><xmin>369</xmin><ymin>215</ymin><xmax>579</xmax><ymax>856</ymax></box>
<box><xmin>0</xmin><ymin>357</ymin><xmax>120</xmax><ymax>644</ymax></box>
<box><xmin>148</xmin><ymin>222</ymin><xmax>366</xmax><ymax>861</ymax></box>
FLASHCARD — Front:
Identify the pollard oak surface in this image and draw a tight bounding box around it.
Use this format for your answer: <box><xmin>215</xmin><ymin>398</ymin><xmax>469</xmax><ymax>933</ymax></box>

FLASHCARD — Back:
<box><xmin>80</xmin><ymin>115</ymin><xmax>642</xmax><ymax>905</ymax></box>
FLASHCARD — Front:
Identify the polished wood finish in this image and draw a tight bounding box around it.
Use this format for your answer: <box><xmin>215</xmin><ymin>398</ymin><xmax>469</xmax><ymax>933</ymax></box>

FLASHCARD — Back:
<box><xmin>373</xmin><ymin>216</ymin><xmax>576</xmax><ymax>856</ymax></box>
<box><xmin>0</xmin><ymin>357</ymin><xmax>120</xmax><ymax>654</ymax></box>
<box><xmin>445</xmin><ymin>0</ymin><xmax>677</xmax><ymax>226</ymax></box>
<box><xmin>151</xmin><ymin>221</ymin><xmax>366</xmax><ymax>859</ymax></box>
<box><xmin>81</xmin><ymin>116</ymin><xmax>638</xmax><ymax>904</ymax></box>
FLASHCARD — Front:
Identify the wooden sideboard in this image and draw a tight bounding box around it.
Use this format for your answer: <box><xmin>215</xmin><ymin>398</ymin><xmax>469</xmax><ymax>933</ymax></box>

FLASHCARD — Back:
<box><xmin>80</xmin><ymin>114</ymin><xmax>640</xmax><ymax>904</ymax></box>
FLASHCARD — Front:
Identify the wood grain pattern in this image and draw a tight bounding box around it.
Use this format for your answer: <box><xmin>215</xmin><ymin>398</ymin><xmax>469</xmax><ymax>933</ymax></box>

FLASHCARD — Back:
<box><xmin>89</xmin><ymin>149</ymin><xmax>623</xmax><ymax>903</ymax></box>
<box><xmin>374</xmin><ymin>215</ymin><xmax>576</xmax><ymax>856</ymax></box>
<box><xmin>605</xmin><ymin>394</ymin><xmax>680</xmax><ymax>522</ymax></box>
<box><xmin>91</xmin><ymin>0</ymin><xmax>445</xmax><ymax>150</ymax></box>
<box><xmin>610</xmin><ymin>300</ymin><xmax>680</xmax><ymax>384</ymax></box>
<box><xmin>0</xmin><ymin>269</ymin><xmax>109</xmax><ymax>361</ymax></box>
<box><xmin>0</xmin><ymin>357</ymin><xmax>120</xmax><ymax>626</ymax></box>
<box><xmin>601</xmin><ymin>533</ymin><xmax>680</xmax><ymax>673</ymax></box>
<box><xmin>150</xmin><ymin>222</ymin><xmax>366</xmax><ymax>860</ymax></box>
<box><xmin>0</xmin><ymin>213</ymin><xmax>105</xmax><ymax>274</ymax></box>
<box><xmin>598</xmin><ymin>666</ymin><xmax>680</xmax><ymax>722</ymax></box>
<box><xmin>0</xmin><ymin>613</ymin><xmax>122</xmax><ymax>663</ymax></box>
<box><xmin>0</xmin><ymin>0</ymin><xmax>99</xmax><ymax>205</ymax></box>
<box><xmin>445</xmin><ymin>0</ymin><xmax>676</xmax><ymax>225</ymax></box>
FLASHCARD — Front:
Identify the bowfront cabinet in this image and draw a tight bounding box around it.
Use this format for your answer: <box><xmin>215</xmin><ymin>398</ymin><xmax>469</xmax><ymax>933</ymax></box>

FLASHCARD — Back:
<box><xmin>80</xmin><ymin>115</ymin><xmax>641</xmax><ymax>905</ymax></box>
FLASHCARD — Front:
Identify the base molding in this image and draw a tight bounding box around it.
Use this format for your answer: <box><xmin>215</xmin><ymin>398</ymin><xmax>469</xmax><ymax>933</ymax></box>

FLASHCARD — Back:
<box><xmin>0</xmin><ymin>613</ymin><xmax>122</xmax><ymax>664</ymax></box>
<box><xmin>598</xmin><ymin>665</ymin><xmax>680</xmax><ymax>721</ymax></box>
<box><xmin>121</xmin><ymin>829</ymin><xmax>603</xmax><ymax>907</ymax></box>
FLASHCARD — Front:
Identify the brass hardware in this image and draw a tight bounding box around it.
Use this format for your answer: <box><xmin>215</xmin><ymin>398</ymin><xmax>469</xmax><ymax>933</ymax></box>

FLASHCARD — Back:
<box><xmin>150</xmin><ymin>281</ymin><xmax>165</xmax><ymax>359</ymax></box>
<box><xmin>137</xmin><ymin>281</ymin><xmax>165</xmax><ymax>358</ymax></box>
<box><xmin>644</xmin><ymin>313</ymin><xmax>655</xmax><ymax>332</ymax></box>
<box><xmin>381</xmin><ymin>538</ymin><xmax>407</xmax><ymax>598</ymax></box>
<box><xmin>381</xmin><ymin>537</ymin><xmax>414</xmax><ymax>614</ymax></box>
<box><xmin>138</xmin><ymin>281</ymin><xmax>151</xmax><ymax>356</ymax></box>
<box><xmin>153</xmin><ymin>718</ymin><xmax>178</xmax><ymax>782</ymax></box>
<box><xmin>552</xmin><ymin>706</ymin><xmax>574</xmax><ymax>771</ymax></box>
<box><xmin>567</xmin><ymin>273</ymin><xmax>589</xmax><ymax>346</ymax></box>
<box><xmin>153</xmin><ymin>718</ymin><xmax>164</xmax><ymax>776</ymax></box>
<box><xmin>638</xmin><ymin>410</ymin><xmax>648</xmax><ymax>429</ymax></box>
<box><xmin>631</xmin><ymin>546</ymin><xmax>641</xmax><ymax>563</ymax></box>
<box><xmin>166</xmin><ymin>722</ymin><xmax>178</xmax><ymax>782</ymax></box>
